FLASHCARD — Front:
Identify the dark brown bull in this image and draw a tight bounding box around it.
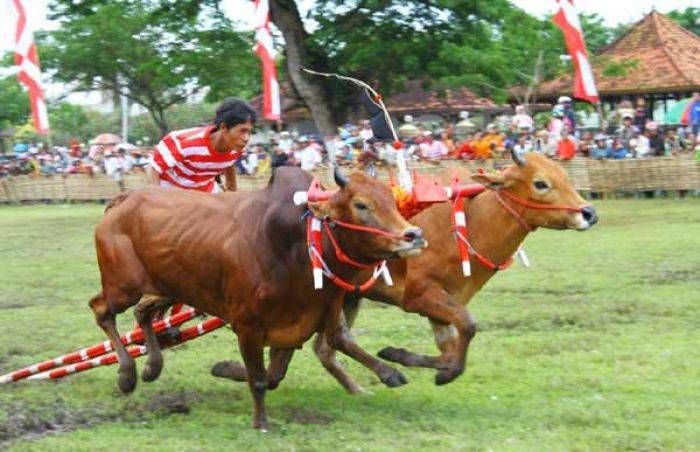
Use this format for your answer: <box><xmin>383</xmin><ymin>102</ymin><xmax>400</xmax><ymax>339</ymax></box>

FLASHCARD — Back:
<box><xmin>215</xmin><ymin>153</ymin><xmax>598</xmax><ymax>393</ymax></box>
<box><xmin>89</xmin><ymin>166</ymin><xmax>425</xmax><ymax>429</ymax></box>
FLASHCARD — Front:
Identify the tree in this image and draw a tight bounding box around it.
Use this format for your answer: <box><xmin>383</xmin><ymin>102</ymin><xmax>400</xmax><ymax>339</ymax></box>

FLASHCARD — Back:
<box><xmin>43</xmin><ymin>0</ymin><xmax>260</xmax><ymax>135</ymax></box>
<box><xmin>0</xmin><ymin>75</ymin><xmax>30</xmax><ymax>130</ymax></box>
<box><xmin>667</xmin><ymin>7</ymin><xmax>700</xmax><ymax>36</ymax></box>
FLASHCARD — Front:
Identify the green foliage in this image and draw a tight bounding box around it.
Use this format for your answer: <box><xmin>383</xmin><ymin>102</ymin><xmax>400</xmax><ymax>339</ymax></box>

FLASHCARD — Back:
<box><xmin>43</xmin><ymin>0</ymin><xmax>260</xmax><ymax>134</ymax></box>
<box><xmin>0</xmin><ymin>76</ymin><xmax>30</xmax><ymax>130</ymax></box>
<box><xmin>0</xmin><ymin>199</ymin><xmax>699</xmax><ymax>449</ymax></box>
<box><xmin>667</xmin><ymin>7</ymin><xmax>700</xmax><ymax>36</ymax></box>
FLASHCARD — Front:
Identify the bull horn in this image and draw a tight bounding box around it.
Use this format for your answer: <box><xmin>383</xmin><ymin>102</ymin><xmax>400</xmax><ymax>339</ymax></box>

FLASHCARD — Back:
<box><xmin>334</xmin><ymin>165</ymin><xmax>348</xmax><ymax>188</ymax></box>
<box><xmin>510</xmin><ymin>149</ymin><xmax>526</xmax><ymax>167</ymax></box>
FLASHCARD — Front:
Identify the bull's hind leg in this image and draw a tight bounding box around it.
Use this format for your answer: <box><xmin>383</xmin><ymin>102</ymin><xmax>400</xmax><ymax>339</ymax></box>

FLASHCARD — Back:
<box><xmin>210</xmin><ymin>348</ymin><xmax>295</xmax><ymax>390</ymax></box>
<box><xmin>89</xmin><ymin>292</ymin><xmax>139</xmax><ymax>393</ymax></box>
<box><xmin>134</xmin><ymin>294</ymin><xmax>173</xmax><ymax>382</ymax></box>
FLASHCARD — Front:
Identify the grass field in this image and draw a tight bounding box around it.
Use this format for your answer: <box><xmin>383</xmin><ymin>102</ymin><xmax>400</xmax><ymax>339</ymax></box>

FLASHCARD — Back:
<box><xmin>1</xmin><ymin>199</ymin><xmax>699</xmax><ymax>451</ymax></box>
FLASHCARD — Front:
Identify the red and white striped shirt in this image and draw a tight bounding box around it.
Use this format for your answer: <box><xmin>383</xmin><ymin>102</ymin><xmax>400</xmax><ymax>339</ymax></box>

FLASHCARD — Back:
<box><xmin>150</xmin><ymin>125</ymin><xmax>241</xmax><ymax>192</ymax></box>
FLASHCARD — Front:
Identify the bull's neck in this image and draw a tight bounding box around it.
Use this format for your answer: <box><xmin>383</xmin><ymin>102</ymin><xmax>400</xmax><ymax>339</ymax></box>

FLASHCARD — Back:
<box><xmin>466</xmin><ymin>190</ymin><xmax>530</xmax><ymax>263</ymax></box>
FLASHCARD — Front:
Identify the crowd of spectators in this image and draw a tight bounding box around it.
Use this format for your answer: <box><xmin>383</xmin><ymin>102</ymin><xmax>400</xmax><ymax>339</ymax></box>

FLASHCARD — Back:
<box><xmin>0</xmin><ymin>140</ymin><xmax>149</xmax><ymax>180</ymax></box>
<box><xmin>3</xmin><ymin>92</ymin><xmax>700</xmax><ymax>180</ymax></box>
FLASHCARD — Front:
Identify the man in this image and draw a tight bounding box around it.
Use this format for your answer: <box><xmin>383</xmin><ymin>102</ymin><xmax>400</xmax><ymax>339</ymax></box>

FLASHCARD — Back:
<box><xmin>418</xmin><ymin>131</ymin><xmax>448</xmax><ymax>161</ymax></box>
<box><xmin>558</xmin><ymin>96</ymin><xmax>576</xmax><ymax>132</ymax></box>
<box><xmin>297</xmin><ymin>137</ymin><xmax>323</xmax><ymax>171</ymax></box>
<box><xmin>148</xmin><ymin>97</ymin><xmax>256</xmax><ymax>193</ymax></box>
<box><xmin>690</xmin><ymin>92</ymin><xmax>700</xmax><ymax>135</ymax></box>
<box><xmin>555</xmin><ymin>128</ymin><xmax>577</xmax><ymax>160</ymax></box>
<box><xmin>618</xmin><ymin>112</ymin><xmax>635</xmax><ymax>151</ymax></box>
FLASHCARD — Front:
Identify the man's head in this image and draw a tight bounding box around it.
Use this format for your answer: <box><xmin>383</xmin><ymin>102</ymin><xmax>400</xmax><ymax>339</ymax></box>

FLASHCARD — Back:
<box><xmin>214</xmin><ymin>98</ymin><xmax>257</xmax><ymax>151</ymax></box>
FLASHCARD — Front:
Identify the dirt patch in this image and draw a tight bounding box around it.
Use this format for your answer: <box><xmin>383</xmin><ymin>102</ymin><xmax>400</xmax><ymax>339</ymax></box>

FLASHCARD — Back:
<box><xmin>0</xmin><ymin>390</ymin><xmax>198</xmax><ymax>447</ymax></box>
<box><xmin>646</xmin><ymin>268</ymin><xmax>700</xmax><ymax>285</ymax></box>
<box><xmin>281</xmin><ymin>407</ymin><xmax>333</xmax><ymax>425</ymax></box>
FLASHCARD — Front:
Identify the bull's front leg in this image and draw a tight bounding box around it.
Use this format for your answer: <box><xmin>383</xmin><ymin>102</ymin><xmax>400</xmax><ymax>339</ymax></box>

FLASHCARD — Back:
<box><xmin>323</xmin><ymin>301</ymin><xmax>408</xmax><ymax>388</ymax></box>
<box><xmin>237</xmin><ymin>329</ymin><xmax>269</xmax><ymax>430</ymax></box>
<box><xmin>377</xmin><ymin>287</ymin><xmax>476</xmax><ymax>385</ymax></box>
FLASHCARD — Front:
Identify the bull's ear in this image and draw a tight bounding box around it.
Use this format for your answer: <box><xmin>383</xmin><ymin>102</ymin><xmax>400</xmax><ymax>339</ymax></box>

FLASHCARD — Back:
<box><xmin>471</xmin><ymin>171</ymin><xmax>505</xmax><ymax>189</ymax></box>
<box><xmin>307</xmin><ymin>201</ymin><xmax>331</xmax><ymax>218</ymax></box>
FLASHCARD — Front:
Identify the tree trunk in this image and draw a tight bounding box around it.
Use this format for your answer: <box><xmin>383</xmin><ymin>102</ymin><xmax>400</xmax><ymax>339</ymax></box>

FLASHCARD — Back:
<box><xmin>269</xmin><ymin>0</ymin><xmax>336</xmax><ymax>137</ymax></box>
<box><xmin>148</xmin><ymin>107</ymin><xmax>169</xmax><ymax>136</ymax></box>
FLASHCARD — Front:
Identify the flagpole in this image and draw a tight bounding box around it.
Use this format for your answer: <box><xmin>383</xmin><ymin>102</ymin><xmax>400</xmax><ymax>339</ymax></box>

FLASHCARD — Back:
<box><xmin>594</xmin><ymin>102</ymin><xmax>606</xmax><ymax>131</ymax></box>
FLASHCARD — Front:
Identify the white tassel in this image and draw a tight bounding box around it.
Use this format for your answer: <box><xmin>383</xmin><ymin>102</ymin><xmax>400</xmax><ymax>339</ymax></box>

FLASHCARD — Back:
<box><xmin>378</xmin><ymin>262</ymin><xmax>394</xmax><ymax>286</ymax></box>
<box><xmin>462</xmin><ymin>260</ymin><xmax>471</xmax><ymax>277</ymax></box>
<box><xmin>313</xmin><ymin>268</ymin><xmax>323</xmax><ymax>290</ymax></box>
<box><xmin>516</xmin><ymin>246</ymin><xmax>530</xmax><ymax>268</ymax></box>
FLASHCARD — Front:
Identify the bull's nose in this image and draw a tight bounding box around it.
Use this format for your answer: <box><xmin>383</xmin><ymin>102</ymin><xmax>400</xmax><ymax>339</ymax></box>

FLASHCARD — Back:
<box><xmin>581</xmin><ymin>206</ymin><xmax>598</xmax><ymax>225</ymax></box>
<box><xmin>403</xmin><ymin>226</ymin><xmax>424</xmax><ymax>242</ymax></box>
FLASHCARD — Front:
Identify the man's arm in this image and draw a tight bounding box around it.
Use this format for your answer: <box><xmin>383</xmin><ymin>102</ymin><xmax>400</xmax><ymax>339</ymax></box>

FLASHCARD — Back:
<box><xmin>223</xmin><ymin>165</ymin><xmax>237</xmax><ymax>191</ymax></box>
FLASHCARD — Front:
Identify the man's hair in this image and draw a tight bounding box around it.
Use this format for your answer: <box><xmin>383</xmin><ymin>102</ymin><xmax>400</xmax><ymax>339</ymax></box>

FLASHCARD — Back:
<box><xmin>214</xmin><ymin>98</ymin><xmax>257</xmax><ymax>129</ymax></box>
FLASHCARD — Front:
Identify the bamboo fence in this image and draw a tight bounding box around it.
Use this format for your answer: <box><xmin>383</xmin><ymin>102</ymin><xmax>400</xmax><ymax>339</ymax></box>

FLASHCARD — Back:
<box><xmin>0</xmin><ymin>157</ymin><xmax>697</xmax><ymax>203</ymax></box>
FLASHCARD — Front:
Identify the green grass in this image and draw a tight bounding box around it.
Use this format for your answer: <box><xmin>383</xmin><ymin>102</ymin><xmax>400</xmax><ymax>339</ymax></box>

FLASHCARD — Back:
<box><xmin>1</xmin><ymin>200</ymin><xmax>699</xmax><ymax>451</ymax></box>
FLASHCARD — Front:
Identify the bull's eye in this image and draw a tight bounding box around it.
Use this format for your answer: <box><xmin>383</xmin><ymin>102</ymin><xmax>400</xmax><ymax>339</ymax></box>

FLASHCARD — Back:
<box><xmin>533</xmin><ymin>180</ymin><xmax>549</xmax><ymax>191</ymax></box>
<box><xmin>354</xmin><ymin>201</ymin><xmax>369</xmax><ymax>211</ymax></box>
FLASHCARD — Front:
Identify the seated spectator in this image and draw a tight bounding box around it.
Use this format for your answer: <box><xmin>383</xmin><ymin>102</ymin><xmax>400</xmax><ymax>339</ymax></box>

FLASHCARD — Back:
<box><xmin>513</xmin><ymin>129</ymin><xmax>533</xmax><ymax>159</ymax></box>
<box><xmin>511</xmin><ymin>105</ymin><xmax>534</xmax><ymax>133</ymax></box>
<box><xmin>474</xmin><ymin>124</ymin><xmax>503</xmax><ymax>160</ymax></box>
<box><xmin>454</xmin><ymin>134</ymin><xmax>476</xmax><ymax>160</ymax></box>
<box><xmin>578</xmin><ymin>131</ymin><xmax>594</xmax><ymax>158</ymax></box>
<box><xmin>533</xmin><ymin>129</ymin><xmax>556</xmax><ymax>157</ymax></box>
<box><xmin>590</xmin><ymin>134</ymin><xmax>611</xmax><ymax>160</ymax></box>
<box><xmin>298</xmin><ymin>138</ymin><xmax>323</xmax><ymax>171</ymax></box>
<box><xmin>241</xmin><ymin>149</ymin><xmax>259</xmax><ymax>175</ymax></box>
<box><xmin>608</xmin><ymin>138</ymin><xmax>629</xmax><ymax>159</ymax></box>
<box><xmin>271</xmin><ymin>146</ymin><xmax>289</xmax><ymax>168</ymax></box>
<box><xmin>629</xmin><ymin>127</ymin><xmax>650</xmax><ymax>158</ymax></box>
<box><xmin>646</xmin><ymin>122</ymin><xmax>665</xmax><ymax>156</ymax></box>
<box><xmin>556</xmin><ymin>128</ymin><xmax>577</xmax><ymax>160</ymax></box>
<box><xmin>418</xmin><ymin>131</ymin><xmax>448</xmax><ymax>161</ymax></box>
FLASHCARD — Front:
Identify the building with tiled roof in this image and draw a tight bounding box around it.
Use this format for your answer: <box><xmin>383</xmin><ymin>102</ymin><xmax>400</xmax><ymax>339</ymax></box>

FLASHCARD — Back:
<box><xmin>251</xmin><ymin>79</ymin><xmax>506</xmax><ymax>134</ymax></box>
<box><xmin>530</xmin><ymin>10</ymin><xmax>700</xmax><ymax>106</ymax></box>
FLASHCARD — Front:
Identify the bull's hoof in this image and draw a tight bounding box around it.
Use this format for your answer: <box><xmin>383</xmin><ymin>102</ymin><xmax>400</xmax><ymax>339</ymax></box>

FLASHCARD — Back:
<box><xmin>434</xmin><ymin>368</ymin><xmax>462</xmax><ymax>386</ymax></box>
<box><xmin>141</xmin><ymin>358</ymin><xmax>163</xmax><ymax>382</ymax></box>
<box><xmin>377</xmin><ymin>346</ymin><xmax>405</xmax><ymax>363</ymax></box>
<box><xmin>118</xmin><ymin>368</ymin><xmax>137</xmax><ymax>393</ymax></box>
<box><xmin>211</xmin><ymin>360</ymin><xmax>247</xmax><ymax>382</ymax></box>
<box><xmin>379</xmin><ymin>368</ymin><xmax>408</xmax><ymax>388</ymax></box>
<box><xmin>253</xmin><ymin>418</ymin><xmax>269</xmax><ymax>431</ymax></box>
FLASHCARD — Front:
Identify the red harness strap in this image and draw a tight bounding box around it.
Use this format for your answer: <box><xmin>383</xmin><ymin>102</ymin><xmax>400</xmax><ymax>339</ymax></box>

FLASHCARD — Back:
<box><xmin>306</xmin><ymin>214</ymin><xmax>398</xmax><ymax>293</ymax></box>
<box><xmin>452</xmin><ymin>187</ymin><xmax>582</xmax><ymax>274</ymax></box>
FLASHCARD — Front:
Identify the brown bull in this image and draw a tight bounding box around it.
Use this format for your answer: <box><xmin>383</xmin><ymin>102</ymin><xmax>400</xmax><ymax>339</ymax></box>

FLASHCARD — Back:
<box><xmin>89</xmin><ymin>166</ymin><xmax>425</xmax><ymax>429</ymax></box>
<box><xmin>216</xmin><ymin>153</ymin><xmax>597</xmax><ymax>393</ymax></box>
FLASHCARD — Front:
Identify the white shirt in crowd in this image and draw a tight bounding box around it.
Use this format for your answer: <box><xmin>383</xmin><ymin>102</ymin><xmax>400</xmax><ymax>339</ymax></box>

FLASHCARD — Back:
<box><xmin>631</xmin><ymin>135</ymin><xmax>651</xmax><ymax>158</ymax></box>
<box><xmin>279</xmin><ymin>138</ymin><xmax>294</xmax><ymax>154</ymax></box>
<box><xmin>104</xmin><ymin>155</ymin><xmax>126</xmax><ymax>181</ymax></box>
<box><xmin>242</xmin><ymin>152</ymin><xmax>259</xmax><ymax>175</ymax></box>
<box><xmin>298</xmin><ymin>145</ymin><xmax>322</xmax><ymax>171</ymax></box>
<box><xmin>511</xmin><ymin>113</ymin><xmax>534</xmax><ymax>131</ymax></box>
<box><xmin>419</xmin><ymin>139</ymin><xmax>448</xmax><ymax>160</ymax></box>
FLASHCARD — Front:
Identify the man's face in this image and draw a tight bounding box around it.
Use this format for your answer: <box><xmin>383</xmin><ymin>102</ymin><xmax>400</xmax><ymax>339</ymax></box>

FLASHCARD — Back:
<box><xmin>220</xmin><ymin>120</ymin><xmax>254</xmax><ymax>151</ymax></box>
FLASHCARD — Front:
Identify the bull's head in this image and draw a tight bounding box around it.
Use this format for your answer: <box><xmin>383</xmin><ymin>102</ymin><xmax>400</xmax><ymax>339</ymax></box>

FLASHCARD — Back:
<box><xmin>309</xmin><ymin>167</ymin><xmax>427</xmax><ymax>261</ymax></box>
<box><xmin>471</xmin><ymin>152</ymin><xmax>598</xmax><ymax>231</ymax></box>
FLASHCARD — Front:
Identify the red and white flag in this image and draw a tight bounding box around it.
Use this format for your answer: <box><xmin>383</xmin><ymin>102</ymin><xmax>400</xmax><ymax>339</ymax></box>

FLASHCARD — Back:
<box><xmin>552</xmin><ymin>0</ymin><xmax>599</xmax><ymax>104</ymax></box>
<box><xmin>253</xmin><ymin>0</ymin><xmax>281</xmax><ymax>121</ymax></box>
<box><xmin>7</xmin><ymin>0</ymin><xmax>50</xmax><ymax>133</ymax></box>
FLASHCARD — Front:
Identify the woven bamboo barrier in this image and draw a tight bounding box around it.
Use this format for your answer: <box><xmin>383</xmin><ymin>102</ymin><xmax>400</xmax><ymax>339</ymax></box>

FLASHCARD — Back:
<box><xmin>1</xmin><ymin>158</ymin><xmax>697</xmax><ymax>203</ymax></box>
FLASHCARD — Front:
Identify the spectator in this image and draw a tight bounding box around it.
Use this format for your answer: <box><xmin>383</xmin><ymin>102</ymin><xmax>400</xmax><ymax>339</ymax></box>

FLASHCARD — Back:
<box><xmin>297</xmin><ymin>138</ymin><xmax>322</xmax><ymax>171</ymax></box>
<box><xmin>418</xmin><ymin>131</ymin><xmax>448</xmax><ymax>161</ymax></box>
<box><xmin>630</xmin><ymin>127</ymin><xmax>651</xmax><ymax>158</ymax></box>
<box><xmin>590</xmin><ymin>134</ymin><xmax>611</xmax><ymax>160</ymax></box>
<box><xmin>534</xmin><ymin>129</ymin><xmax>556</xmax><ymax>157</ymax></box>
<box><xmin>618</xmin><ymin>112</ymin><xmax>635</xmax><ymax>150</ymax></box>
<box><xmin>455</xmin><ymin>134</ymin><xmax>476</xmax><ymax>160</ymax></box>
<box><xmin>633</xmin><ymin>97</ymin><xmax>648</xmax><ymax>132</ymax></box>
<box><xmin>513</xmin><ymin>130</ymin><xmax>533</xmax><ymax>159</ymax></box>
<box><xmin>271</xmin><ymin>146</ymin><xmax>289</xmax><ymax>169</ymax></box>
<box><xmin>511</xmin><ymin>105</ymin><xmax>534</xmax><ymax>132</ymax></box>
<box><xmin>578</xmin><ymin>131</ymin><xmax>594</xmax><ymax>158</ymax></box>
<box><xmin>278</xmin><ymin>131</ymin><xmax>294</xmax><ymax>154</ymax></box>
<box><xmin>548</xmin><ymin>105</ymin><xmax>566</xmax><ymax>144</ymax></box>
<box><xmin>556</xmin><ymin>128</ymin><xmax>577</xmax><ymax>160</ymax></box>
<box><xmin>689</xmin><ymin>92</ymin><xmax>700</xmax><ymax>135</ymax></box>
<box><xmin>608</xmin><ymin>138</ymin><xmax>629</xmax><ymax>159</ymax></box>
<box><xmin>646</xmin><ymin>122</ymin><xmax>665</xmax><ymax>156</ymax></box>
<box><xmin>558</xmin><ymin>96</ymin><xmax>576</xmax><ymax>132</ymax></box>
<box><xmin>474</xmin><ymin>124</ymin><xmax>503</xmax><ymax>160</ymax></box>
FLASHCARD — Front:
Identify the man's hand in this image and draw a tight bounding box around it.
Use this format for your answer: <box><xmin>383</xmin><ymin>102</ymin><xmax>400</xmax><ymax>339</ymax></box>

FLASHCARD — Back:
<box><xmin>223</xmin><ymin>166</ymin><xmax>237</xmax><ymax>192</ymax></box>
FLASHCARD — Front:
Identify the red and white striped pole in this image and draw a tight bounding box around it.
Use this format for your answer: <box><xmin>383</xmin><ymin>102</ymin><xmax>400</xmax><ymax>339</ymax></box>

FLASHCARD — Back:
<box><xmin>27</xmin><ymin>317</ymin><xmax>226</xmax><ymax>381</ymax></box>
<box><xmin>0</xmin><ymin>308</ymin><xmax>199</xmax><ymax>384</ymax></box>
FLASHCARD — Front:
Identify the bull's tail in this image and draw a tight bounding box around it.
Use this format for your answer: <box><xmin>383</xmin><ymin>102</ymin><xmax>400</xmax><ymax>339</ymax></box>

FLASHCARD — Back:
<box><xmin>105</xmin><ymin>192</ymin><xmax>131</xmax><ymax>212</ymax></box>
